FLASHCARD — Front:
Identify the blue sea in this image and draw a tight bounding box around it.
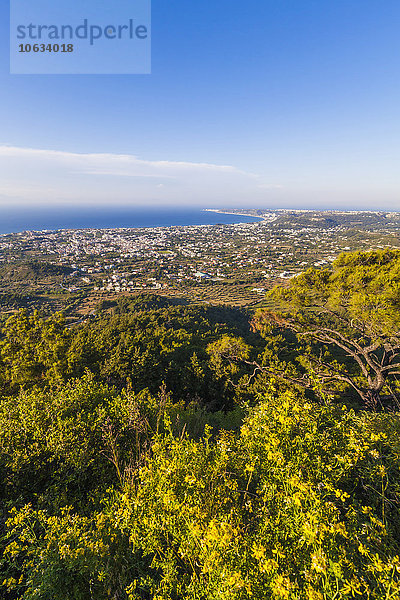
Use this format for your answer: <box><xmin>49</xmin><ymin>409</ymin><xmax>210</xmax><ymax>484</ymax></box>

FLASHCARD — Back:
<box><xmin>0</xmin><ymin>206</ymin><xmax>262</xmax><ymax>235</ymax></box>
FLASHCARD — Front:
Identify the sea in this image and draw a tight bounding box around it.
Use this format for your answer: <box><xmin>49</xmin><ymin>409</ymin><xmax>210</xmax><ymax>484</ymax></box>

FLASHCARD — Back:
<box><xmin>0</xmin><ymin>206</ymin><xmax>263</xmax><ymax>235</ymax></box>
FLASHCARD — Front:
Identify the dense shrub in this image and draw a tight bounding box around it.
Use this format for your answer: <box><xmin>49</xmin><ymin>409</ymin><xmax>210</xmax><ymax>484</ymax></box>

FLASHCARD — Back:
<box><xmin>2</xmin><ymin>392</ymin><xmax>400</xmax><ymax>599</ymax></box>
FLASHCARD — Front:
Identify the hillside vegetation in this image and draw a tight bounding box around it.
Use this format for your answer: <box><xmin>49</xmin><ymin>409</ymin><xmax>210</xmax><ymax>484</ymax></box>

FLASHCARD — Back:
<box><xmin>1</xmin><ymin>250</ymin><xmax>400</xmax><ymax>600</ymax></box>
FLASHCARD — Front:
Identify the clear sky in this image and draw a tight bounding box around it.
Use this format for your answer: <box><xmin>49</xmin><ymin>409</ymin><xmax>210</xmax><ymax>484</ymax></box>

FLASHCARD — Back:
<box><xmin>1</xmin><ymin>0</ymin><xmax>400</xmax><ymax>210</ymax></box>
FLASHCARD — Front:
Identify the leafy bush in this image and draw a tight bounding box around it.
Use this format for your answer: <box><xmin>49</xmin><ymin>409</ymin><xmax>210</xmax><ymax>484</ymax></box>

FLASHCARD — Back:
<box><xmin>3</xmin><ymin>391</ymin><xmax>400</xmax><ymax>599</ymax></box>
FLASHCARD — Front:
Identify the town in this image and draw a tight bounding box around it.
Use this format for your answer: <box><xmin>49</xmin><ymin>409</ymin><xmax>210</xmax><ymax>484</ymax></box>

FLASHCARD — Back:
<box><xmin>1</xmin><ymin>208</ymin><xmax>399</xmax><ymax>317</ymax></box>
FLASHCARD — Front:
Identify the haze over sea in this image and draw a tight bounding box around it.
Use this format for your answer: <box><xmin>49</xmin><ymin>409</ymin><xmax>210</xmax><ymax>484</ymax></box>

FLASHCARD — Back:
<box><xmin>0</xmin><ymin>206</ymin><xmax>262</xmax><ymax>235</ymax></box>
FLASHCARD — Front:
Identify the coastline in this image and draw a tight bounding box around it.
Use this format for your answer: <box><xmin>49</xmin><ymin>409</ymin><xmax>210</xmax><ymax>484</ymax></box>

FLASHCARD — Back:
<box><xmin>203</xmin><ymin>208</ymin><xmax>266</xmax><ymax>221</ymax></box>
<box><xmin>0</xmin><ymin>207</ymin><xmax>264</xmax><ymax>235</ymax></box>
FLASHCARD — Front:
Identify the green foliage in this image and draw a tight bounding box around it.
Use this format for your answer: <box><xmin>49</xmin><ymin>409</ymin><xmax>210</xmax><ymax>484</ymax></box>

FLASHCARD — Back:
<box><xmin>0</xmin><ymin>309</ymin><xmax>68</xmax><ymax>389</ymax></box>
<box><xmin>0</xmin><ymin>299</ymin><xmax>256</xmax><ymax>408</ymax></box>
<box><xmin>0</xmin><ymin>373</ymin><xmax>119</xmax><ymax>512</ymax></box>
<box><xmin>0</xmin><ymin>370</ymin><xmax>242</xmax><ymax>514</ymax></box>
<box><xmin>113</xmin><ymin>394</ymin><xmax>400</xmax><ymax>599</ymax></box>
<box><xmin>0</xmin><ymin>260</ymin><xmax>73</xmax><ymax>282</ymax></box>
<box><xmin>207</xmin><ymin>334</ymin><xmax>251</xmax><ymax>380</ymax></box>
<box><xmin>3</xmin><ymin>392</ymin><xmax>400</xmax><ymax>599</ymax></box>
<box><xmin>277</xmin><ymin>249</ymin><xmax>400</xmax><ymax>338</ymax></box>
<box><xmin>2</xmin><ymin>504</ymin><xmax>140</xmax><ymax>600</ymax></box>
<box><xmin>261</xmin><ymin>250</ymin><xmax>400</xmax><ymax>408</ymax></box>
<box><xmin>1</xmin><ymin>261</ymin><xmax>400</xmax><ymax>599</ymax></box>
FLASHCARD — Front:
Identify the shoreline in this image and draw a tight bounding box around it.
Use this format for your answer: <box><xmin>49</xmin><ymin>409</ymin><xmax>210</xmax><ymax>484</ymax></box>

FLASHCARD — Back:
<box><xmin>0</xmin><ymin>208</ymin><xmax>264</xmax><ymax>236</ymax></box>
<box><xmin>203</xmin><ymin>208</ymin><xmax>266</xmax><ymax>221</ymax></box>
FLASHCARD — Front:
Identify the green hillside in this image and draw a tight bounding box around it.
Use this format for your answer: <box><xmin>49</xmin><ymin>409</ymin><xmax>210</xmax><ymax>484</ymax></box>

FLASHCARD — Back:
<box><xmin>1</xmin><ymin>250</ymin><xmax>400</xmax><ymax>600</ymax></box>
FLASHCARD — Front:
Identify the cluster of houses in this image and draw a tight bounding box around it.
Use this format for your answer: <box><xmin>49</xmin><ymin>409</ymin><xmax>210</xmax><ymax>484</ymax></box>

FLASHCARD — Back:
<box><xmin>1</xmin><ymin>215</ymin><xmax>399</xmax><ymax>300</ymax></box>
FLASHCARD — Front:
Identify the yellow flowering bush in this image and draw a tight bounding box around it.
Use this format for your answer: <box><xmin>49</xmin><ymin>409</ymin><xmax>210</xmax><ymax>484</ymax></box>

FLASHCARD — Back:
<box><xmin>114</xmin><ymin>391</ymin><xmax>400</xmax><ymax>599</ymax></box>
<box><xmin>2</xmin><ymin>390</ymin><xmax>400</xmax><ymax>599</ymax></box>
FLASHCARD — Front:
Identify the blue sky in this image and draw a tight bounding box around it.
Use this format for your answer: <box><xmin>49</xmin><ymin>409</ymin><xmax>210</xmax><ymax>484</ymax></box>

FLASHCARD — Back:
<box><xmin>1</xmin><ymin>0</ymin><xmax>400</xmax><ymax>209</ymax></box>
